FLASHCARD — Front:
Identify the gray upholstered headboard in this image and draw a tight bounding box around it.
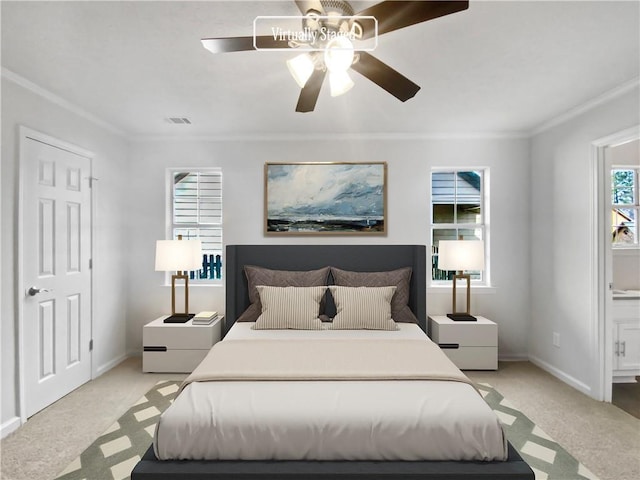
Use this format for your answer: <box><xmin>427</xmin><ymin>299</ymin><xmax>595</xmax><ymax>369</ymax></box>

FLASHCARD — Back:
<box><xmin>224</xmin><ymin>244</ymin><xmax>427</xmax><ymax>335</ymax></box>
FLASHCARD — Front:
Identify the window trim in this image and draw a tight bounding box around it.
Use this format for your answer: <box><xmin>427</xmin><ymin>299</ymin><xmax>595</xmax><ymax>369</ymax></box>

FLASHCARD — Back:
<box><xmin>165</xmin><ymin>167</ymin><xmax>223</xmax><ymax>285</ymax></box>
<box><xmin>429</xmin><ymin>168</ymin><xmax>491</xmax><ymax>288</ymax></box>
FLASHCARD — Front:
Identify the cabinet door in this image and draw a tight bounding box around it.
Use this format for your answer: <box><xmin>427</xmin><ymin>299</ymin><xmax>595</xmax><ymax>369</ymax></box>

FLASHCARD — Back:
<box><xmin>616</xmin><ymin>322</ymin><xmax>640</xmax><ymax>371</ymax></box>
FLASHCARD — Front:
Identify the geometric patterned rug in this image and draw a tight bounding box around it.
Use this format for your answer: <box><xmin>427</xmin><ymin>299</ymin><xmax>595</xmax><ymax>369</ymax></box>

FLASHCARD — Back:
<box><xmin>55</xmin><ymin>380</ymin><xmax>598</xmax><ymax>480</ymax></box>
<box><xmin>477</xmin><ymin>383</ymin><xmax>599</xmax><ymax>480</ymax></box>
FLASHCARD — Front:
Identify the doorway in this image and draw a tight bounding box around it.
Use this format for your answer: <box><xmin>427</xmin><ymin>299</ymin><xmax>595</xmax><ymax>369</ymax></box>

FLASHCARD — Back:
<box><xmin>18</xmin><ymin>127</ymin><xmax>94</xmax><ymax>420</ymax></box>
<box><xmin>593</xmin><ymin>125</ymin><xmax>640</xmax><ymax>403</ymax></box>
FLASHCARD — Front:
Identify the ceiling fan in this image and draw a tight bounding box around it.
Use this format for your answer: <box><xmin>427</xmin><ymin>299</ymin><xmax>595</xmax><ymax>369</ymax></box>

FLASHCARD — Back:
<box><xmin>201</xmin><ymin>1</ymin><xmax>469</xmax><ymax>112</ymax></box>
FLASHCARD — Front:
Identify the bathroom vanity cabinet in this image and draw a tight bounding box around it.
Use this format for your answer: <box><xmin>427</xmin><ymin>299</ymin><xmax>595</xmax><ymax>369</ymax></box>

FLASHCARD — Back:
<box><xmin>612</xmin><ymin>297</ymin><xmax>640</xmax><ymax>383</ymax></box>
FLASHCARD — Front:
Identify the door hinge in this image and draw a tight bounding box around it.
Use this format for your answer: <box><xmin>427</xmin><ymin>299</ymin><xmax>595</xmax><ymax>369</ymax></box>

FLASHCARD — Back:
<box><xmin>89</xmin><ymin>339</ymin><xmax>94</xmax><ymax>352</ymax></box>
<box><xmin>89</xmin><ymin>258</ymin><xmax>93</xmax><ymax>269</ymax></box>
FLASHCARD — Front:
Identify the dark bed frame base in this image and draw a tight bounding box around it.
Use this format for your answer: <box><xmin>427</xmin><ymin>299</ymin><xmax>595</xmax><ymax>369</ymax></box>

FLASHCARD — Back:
<box><xmin>132</xmin><ymin>443</ymin><xmax>533</xmax><ymax>479</ymax></box>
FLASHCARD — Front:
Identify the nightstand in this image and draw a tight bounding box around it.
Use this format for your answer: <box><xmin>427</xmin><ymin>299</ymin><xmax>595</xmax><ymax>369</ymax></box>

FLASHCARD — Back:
<box><xmin>428</xmin><ymin>315</ymin><xmax>498</xmax><ymax>370</ymax></box>
<box><xmin>142</xmin><ymin>315</ymin><xmax>223</xmax><ymax>373</ymax></box>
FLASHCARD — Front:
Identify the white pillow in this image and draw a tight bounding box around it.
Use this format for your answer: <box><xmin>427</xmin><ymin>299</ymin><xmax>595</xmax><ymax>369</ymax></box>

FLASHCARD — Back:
<box><xmin>329</xmin><ymin>285</ymin><xmax>398</xmax><ymax>330</ymax></box>
<box><xmin>252</xmin><ymin>285</ymin><xmax>326</xmax><ymax>330</ymax></box>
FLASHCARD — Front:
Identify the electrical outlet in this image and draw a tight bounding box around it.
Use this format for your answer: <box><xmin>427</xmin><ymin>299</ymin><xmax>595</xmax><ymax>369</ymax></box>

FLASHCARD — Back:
<box><xmin>553</xmin><ymin>332</ymin><xmax>560</xmax><ymax>348</ymax></box>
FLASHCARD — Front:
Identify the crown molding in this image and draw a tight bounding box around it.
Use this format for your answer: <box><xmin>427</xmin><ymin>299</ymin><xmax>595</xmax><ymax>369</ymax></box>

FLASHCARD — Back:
<box><xmin>530</xmin><ymin>77</ymin><xmax>640</xmax><ymax>137</ymax></box>
<box><xmin>1</xmin><ymin>68</ymin><xmax>128</xmax><ymax>138</ymax></box>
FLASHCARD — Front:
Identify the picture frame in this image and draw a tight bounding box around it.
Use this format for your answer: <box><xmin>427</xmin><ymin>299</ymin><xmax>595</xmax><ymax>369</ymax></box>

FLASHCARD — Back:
<box><xmin>264</xmin><ymin>162</ymin><xmax>387</xmax><ymax>235</ymax></box>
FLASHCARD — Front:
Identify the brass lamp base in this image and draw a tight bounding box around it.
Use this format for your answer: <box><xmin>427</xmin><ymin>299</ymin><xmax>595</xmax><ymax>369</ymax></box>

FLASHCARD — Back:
<box><xmin>171</xmin><ymin>272</ymin><xmax>190</xmax><ymax>315</ymax></box>
<box><xmin>163</xmin><ymin>314</ymin><xmax>194</xmax><ymax>323</ymax></box>
<box><xmin>447</xmin><ymin>313</ymin><xmax>477</xmax><ymax>321</ymax></box>
<box><xmin>448</xmin><ymin>273</ymin><xmax>477</xmax><ymax>321</ymax></box>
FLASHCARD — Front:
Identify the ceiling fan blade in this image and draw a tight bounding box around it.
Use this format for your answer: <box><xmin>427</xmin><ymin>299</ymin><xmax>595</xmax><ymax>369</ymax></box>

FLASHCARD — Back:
<box><xmin>355</xmin><ymin>1</ymin><xmax>469</xmax><ymax>40</ymax></box>
<box><xmin>201</xmin><ymin>36</ymin><xmax>290</xmax><ymax>53</ymax></box>
<box><xmin>350</xmin><ymin>52</ymin><xmax>420</xmax><ymax>102</ymax></box>
<box><xmin>296</xmin><ymin>69</ymin><xmax>326</xmax><ymax>112</ymax></box>
<box><xmin>295</xmin><ymin>1</ymin><xmax>325</xmax><ymax>15</ymax></box>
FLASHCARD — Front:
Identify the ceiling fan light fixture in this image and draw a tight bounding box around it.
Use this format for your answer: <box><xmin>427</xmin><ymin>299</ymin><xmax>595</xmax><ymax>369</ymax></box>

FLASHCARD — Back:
<box><xmin>286</xmin><ymin>53</ymin><xmax>315</xmax><ymax>88</ymax></box>
<box><xmin>329</xmin><ymin>70</ymin><xmax>354</xmax><ymax>97</ymax></box>
<box><xmin>324</xmin><ymin>36</ymin><xmax>354</xmax><ymax>72</ymax></box>
<box><xmin>202</xmin><ymin>0</ymin><xmax>470</xmax><ymax>112</ymax></box>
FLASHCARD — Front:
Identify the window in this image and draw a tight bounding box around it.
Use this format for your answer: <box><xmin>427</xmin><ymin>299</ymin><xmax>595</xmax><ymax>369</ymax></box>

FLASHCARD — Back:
<box><xmin>431</xmin><ymin>169</ymin><xmax>488</xmax><ymax>284</ymax></box>
<box><xmin>611</xmin><ymin>167</ymin><xmax>639</xmax><ymax>247</ymax></box>
<box><xmin>170</xmin><ymin>169</ymin><xmax>223</xmax><ymax>282</ymax></box>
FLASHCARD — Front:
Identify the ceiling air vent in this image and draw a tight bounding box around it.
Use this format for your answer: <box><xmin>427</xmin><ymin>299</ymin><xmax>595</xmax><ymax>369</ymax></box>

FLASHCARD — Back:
<box><xmin>166</xmin><ymin>117</ymin><xmax>192</xmax><ymax>125</ymax></box>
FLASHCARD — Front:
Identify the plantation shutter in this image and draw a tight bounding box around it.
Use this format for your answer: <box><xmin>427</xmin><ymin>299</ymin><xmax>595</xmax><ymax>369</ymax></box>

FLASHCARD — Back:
<box><xmin>172</xmin><ymin>170</ymin><xmax>223</xmax><ymax>280</ymax></box>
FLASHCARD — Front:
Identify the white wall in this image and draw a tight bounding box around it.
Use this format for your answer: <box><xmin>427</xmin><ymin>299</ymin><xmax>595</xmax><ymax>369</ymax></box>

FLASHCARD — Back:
<box><xmin>530</xmin><ymin>86</ymin><xmax>640</xmax><ymax>398</ymax></box>
<box><xmin>126</xmin><ymin>136</ymin><xmax>531</xmax><ymax>359</ymax></box>
<box><xmin>1</xmin><ymin>78</ymin><xmax>130</xmax><ymax>434</ymax></box>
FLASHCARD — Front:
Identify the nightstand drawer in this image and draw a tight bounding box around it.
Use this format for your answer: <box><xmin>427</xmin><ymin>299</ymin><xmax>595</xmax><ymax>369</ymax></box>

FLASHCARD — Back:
<box><xmin>430</xmin><ymin>316</ymin><xmax>497</xmax><ymax>347</ymax></box>
<box><xmin>440</xmin><ymin>346</ymin><xmax>498</xmax><ymax>370</ymax></box>
<box><xmin>143</xmin><ymin>349</ymin><xmax>210</xmax><ymax>373</ymax></box>
<box><xmin>143</xmin><ymin>319</ymin><xmax>221</xmax><ymax>350</ymax></box>
<box><xmin>142</xmin><ymin>316</ymin><xmax>223</xmax><ymax>373</ymax></box>
<box><xmin>428</xmin><ymin>315</ymin><xmax>498</xmax><ymax>371</ymax></box>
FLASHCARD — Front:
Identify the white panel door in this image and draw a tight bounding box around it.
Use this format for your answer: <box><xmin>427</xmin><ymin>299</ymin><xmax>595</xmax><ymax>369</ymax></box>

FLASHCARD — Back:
<box><xmin>22</xmin><ymin>136</ymin><xmax>92</xmax><ymax>417</ymax></box>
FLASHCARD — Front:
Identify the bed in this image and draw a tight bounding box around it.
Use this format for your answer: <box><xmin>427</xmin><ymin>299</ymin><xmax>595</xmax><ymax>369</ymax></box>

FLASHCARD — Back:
<box><xmin>132</xmin><ymin>244</ymin><xmax>534</xmax><ymax>479</ymax></box>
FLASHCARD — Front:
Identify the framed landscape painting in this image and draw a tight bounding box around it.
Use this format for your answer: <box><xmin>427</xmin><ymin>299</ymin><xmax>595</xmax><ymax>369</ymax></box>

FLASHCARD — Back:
<box><xmin>265</xmin><ymin>162</ymin><xmax>387</xmax><ymax>235</ymax></box>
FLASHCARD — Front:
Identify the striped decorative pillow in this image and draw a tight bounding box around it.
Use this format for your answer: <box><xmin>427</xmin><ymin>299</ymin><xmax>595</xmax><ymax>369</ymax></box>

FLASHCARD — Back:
<box><xmin>329</xmin><ymin>286</ymin><xmax>398</xmax><ymax>330</ymax></box>
<box><xmin>252</xmin><ymin>286</ymin><xmax>326</xmax><ymax>330</ymax></box>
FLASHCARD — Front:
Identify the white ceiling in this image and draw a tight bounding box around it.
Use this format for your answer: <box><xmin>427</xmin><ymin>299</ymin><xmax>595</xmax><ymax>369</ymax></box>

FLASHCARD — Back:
<box><xmin>2</xmin><ymin>0</ymin><xmax>639</xmax><ymax>139</ymax></box>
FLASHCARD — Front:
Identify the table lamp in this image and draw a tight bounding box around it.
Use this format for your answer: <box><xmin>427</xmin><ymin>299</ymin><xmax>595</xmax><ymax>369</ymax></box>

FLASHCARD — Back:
<box><xmin>438</xmin><ymin>239</ymin><xmax>485</xmax><ymax>321</ymax></box>
<box><xmin>155</xmin><ymin>236</ymin><xmax>202</xmax><ymax>321</ymax></box>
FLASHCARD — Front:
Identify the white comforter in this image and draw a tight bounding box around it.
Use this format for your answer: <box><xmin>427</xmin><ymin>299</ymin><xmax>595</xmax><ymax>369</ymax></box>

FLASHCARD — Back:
<box><xmin>154</xmin><ymin>323</ymin><xmax>507</xmax><ymax>462</ymax></box>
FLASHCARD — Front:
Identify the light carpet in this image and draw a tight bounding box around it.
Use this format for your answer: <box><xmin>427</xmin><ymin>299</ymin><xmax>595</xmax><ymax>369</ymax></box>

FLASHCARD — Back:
<box><xmin>55</xmin><ymin>380</ymin><xmax>598</xmax><ymax>480</ymax></box>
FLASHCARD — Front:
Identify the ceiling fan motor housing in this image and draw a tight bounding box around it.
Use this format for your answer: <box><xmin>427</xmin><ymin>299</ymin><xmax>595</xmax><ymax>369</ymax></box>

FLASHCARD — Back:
<box><xmin>302</xmin><ymin>0</ymin><xmax>359</xmax><ymax>49</ymax></box>
<box><xmin>320</xmin><ymin>0</ymin><xmax>355</xmax><ymax>16</ymax></box>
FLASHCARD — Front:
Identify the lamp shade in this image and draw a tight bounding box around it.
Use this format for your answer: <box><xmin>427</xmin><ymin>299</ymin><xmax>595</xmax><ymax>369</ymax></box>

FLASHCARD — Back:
<box><xmin>438</xmin><ymin>240</ymin><xmax>485</xmax><ymax>271</ymax></box>
<box><xmin>155</xmin><ymin>239</ymin><xmax>202</xmax><ymax>271</ymax></box>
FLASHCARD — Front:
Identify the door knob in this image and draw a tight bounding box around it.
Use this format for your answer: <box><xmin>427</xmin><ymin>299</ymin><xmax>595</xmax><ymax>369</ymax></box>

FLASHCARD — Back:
<box><xmin>27</xmin><ymin>286</ymin><xmax>51</xmax><ymax>297</ymax></box>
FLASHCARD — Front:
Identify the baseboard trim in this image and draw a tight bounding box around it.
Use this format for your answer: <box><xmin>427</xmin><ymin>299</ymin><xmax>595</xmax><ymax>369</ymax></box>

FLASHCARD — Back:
<box><xmin>529</xmin><ymin>354</ymin><xmax>593</xmax><ymax>397</ymax></box>
<box><xmin>1</xmin><ymin>416</ymin><xmax>22</xmax><ymax>439</ymax></box>
<box><xmin>95</xmin><ymin>353</ymin><xmax>128</xmax><ymax>378</ymax></box>
<box><xmin>498</xmin><ymin>354</ymin><xmax>529</xmax><ymax>362</ymax></box>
